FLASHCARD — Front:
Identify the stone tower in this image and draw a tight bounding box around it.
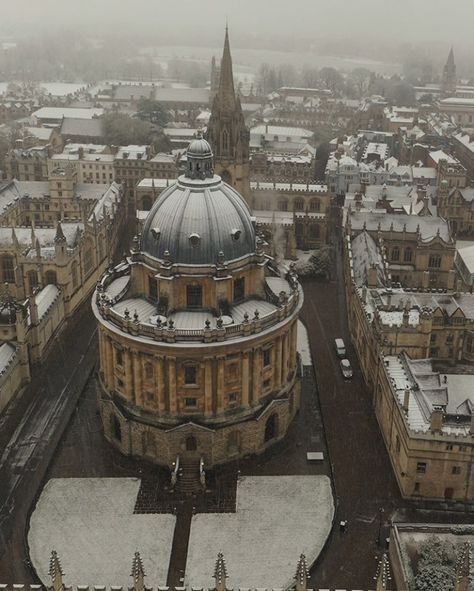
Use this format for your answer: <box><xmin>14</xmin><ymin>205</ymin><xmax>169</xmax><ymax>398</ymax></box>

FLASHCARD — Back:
<box><xmin>442</xmin><ymin>47</ymin><xmax>457</xmax><ymax>97</ymax></box>
<box><xmin>206</xmin><ymin>27</ymin><xmax>251</xmax><ymax>203</ymax></box>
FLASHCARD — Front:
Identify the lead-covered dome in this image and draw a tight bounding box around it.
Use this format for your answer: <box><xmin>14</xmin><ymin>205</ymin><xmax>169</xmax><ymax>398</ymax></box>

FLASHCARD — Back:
<box><xmin>141</xmin><ymin>135</ymin><xmax>255</xmax><ymax>265</ymax></box>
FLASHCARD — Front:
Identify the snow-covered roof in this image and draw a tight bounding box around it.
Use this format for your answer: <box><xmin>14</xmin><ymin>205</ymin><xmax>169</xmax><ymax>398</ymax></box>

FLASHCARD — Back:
<box><xmin>351</xmin><ymin>230</ymin><xmax>388</xmax><ymax>288</ymax></box>
<box><xmin>0</xmin><ymin>342</ymin><xmax>17</xmax><ymax>376</ymax></box>
<box><xmin>35</xmin><ymin>284</ymin><xmax>60</xmax><ymax>321</ymax></box>
<box><xmin>32</xmin><ymin>107</ymin><xmax>103</xmax><ymax>121</ymax></box>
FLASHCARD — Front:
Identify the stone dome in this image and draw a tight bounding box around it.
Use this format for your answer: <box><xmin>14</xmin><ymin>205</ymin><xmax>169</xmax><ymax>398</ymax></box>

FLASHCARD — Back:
<box><xmin>187</xmin><ymin>137</ymin><xmax>213</xmax><ymax>158</ymax></box>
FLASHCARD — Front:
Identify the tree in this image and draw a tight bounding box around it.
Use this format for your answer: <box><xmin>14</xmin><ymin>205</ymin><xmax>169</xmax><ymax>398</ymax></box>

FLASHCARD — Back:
<box><xmin>414</xmin><ymin>538</ymin><xmax>455</xmax><ymax>591</ymax></box>
<box><xmin>102</xmin><ymin>113</ymin><xmax>152</xmax><ymax>146</ymax></box>
<box><xmin>295</xmin><ymin>246</ymin><xmax>333</xmax><ymax>279</ymax></box>
<box><xmin>301</xmin><ymin>65</ymin><xmax>319</xmax><ymax>89</ymax></box>
<box><xmin>136</xmin><ymin>98</ymin><xmax>170</xmax><ymax>127</ymax></box>
<box><xmin>319</xmin><ymin>67</ymin><xmax>344</xmax><ymax>95</ymax></box>
<box><xmin>350</xmin><ymin>68</ymin><xmax>372</xmax><ymax>97</ymax></box>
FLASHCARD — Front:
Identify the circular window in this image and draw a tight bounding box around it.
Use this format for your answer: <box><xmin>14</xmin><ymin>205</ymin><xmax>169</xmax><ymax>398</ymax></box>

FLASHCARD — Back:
<box><xmin>189</xmin><ymin>233</ymin><xmax>201</xmax><ymax>247</ymax></box>
<box><xmin>231</xmin><ymin>228</ymin><xmax>242</xmax><ymax>241</ymax></box>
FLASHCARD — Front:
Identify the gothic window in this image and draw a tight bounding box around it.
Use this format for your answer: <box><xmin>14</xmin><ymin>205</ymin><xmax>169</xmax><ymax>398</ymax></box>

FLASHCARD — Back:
<box><xmin>310</xmin><ymin>199</ymin><xmax>320</xmax><ymax>212</ymax></box>
<box><xmin>391</xmin><ymin>247</ymin><xmax>400</xmax><ymax>262</ymax></box>
<box><xmin>186</xmin><ymin>284</ymin><xmax>202</xmax><ymax>308</ymax></box>
<box><xmin>278</xmin><ymin>200</ymin><xmax>288</xmax><ymax>211</ymax></box>
<box><xmin>1</xmin><ymin>255</ymin><xmax>15</xmax><ymax>283</ymax></box>
<box><xmin>222</xmin><ymin>129</ymin><xmax>230</xmax><ymax>153</ymax></box>
<box><xmin>27</xmin><ymin>270</ymin><xmax>39</xmax><ymax>293</ymax></box>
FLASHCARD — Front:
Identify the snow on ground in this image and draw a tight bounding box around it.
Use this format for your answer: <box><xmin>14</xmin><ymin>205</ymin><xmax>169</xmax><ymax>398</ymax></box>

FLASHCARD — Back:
<box><xmin>28</xmin><ymin>478</ymin><xmax>176</xmax><ymax>588</ymax></box>
<box><xmin>185</xmin><ymin>475</ymin><xmax>334</xmax><ymax>589</ymax></box>
<box><xmin>297</xmin><ymin>319</ymin><xmax>312</xmax><ymax>366</ymax></box>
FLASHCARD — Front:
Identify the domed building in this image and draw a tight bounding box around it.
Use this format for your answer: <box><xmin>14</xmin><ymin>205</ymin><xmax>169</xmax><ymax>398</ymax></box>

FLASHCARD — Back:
<box><xmin>92</xmin><ymin>137</ymin><xmax>303</xmax><ymax>468</ymax></box>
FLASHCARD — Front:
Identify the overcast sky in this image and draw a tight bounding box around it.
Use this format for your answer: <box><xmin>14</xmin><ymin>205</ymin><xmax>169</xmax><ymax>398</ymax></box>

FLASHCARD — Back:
<box><xmin>2</xmin><ymin>0</ymin><xmax>474</xmax><ymax>47</ymax></box>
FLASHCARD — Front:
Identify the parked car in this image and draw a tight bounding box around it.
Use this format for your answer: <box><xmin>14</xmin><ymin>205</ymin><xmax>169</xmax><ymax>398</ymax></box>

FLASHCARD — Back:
<box><xmin>335</xmin><ymin>338</ymin><xmax>346</xmax><ymax>358</ymax></box>
<box><xmin>340</xmin><ymin>358</ymin><xmax>353</xmax><ymax>379</ymax></box>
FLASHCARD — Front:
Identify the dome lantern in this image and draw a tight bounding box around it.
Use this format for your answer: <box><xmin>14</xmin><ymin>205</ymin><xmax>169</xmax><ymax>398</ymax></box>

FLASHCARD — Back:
<box><xmin>185</xmin><ymin>130</ymin><xmax>214</xmax><ymax>180</ymax></box>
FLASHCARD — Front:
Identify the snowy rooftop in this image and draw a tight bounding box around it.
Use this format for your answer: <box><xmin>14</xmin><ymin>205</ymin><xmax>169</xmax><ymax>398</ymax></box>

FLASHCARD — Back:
<box><xmin>384</xmin><ymin>353</ymin><xmax>474</xmax><ymax>434</ymax></box>
<box><xmin>35</xmin><ymin>284</ymin><xmax>61</xmax><ymax>321</ymax></box>
<box><xmin>250</xmin><ymin>125</ymin><xmax>313</xmax><ymax>139</ymax></box>
<box><xmin>0</xmin><ymin>342</ymin><xmax>17</xmax><ymax>376</ymax></box>
<box><xmin>32</xmin><ymin>107</ymin><xmax>103</xmax><ymax>121</ymax></box>
<box><xmin>0</xmin><ymin>224</ymin><xmax>82</xmax><ymax>248</ymax></box>
<box><xmin>350</xmin><ymin>231</ymin><xmax>388</xmax><ymax>288</ymax></box>
<box><xmin>349</xmin><ymin>210</ymin><xmax>451</xmax><ymax>243</ymax></box>
<box><xmin>251</xmin><ymin>181</ymin><xmax>327</xmax><ymax>193</ymax></box>
<box><xmin>90</xmin><ymin>182</ymin><xmax>122</xmax><ymax>222</ymax></box>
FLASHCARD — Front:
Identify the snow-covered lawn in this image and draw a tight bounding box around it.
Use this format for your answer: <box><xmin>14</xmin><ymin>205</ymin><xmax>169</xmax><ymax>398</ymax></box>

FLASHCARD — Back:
<box><xmin>28</xmin><ymin>478</ymin><xmax>175</xmax><ymax>588</ymax></box>
<box><xmin>297</xmin><ymin>320</ymin><xmax>312</xmax><ymax>366</ymax></box>
<box><xmin>186</xmin><ymin>475</ymin><xmax>334</xmax><ymax>589</ymax></box>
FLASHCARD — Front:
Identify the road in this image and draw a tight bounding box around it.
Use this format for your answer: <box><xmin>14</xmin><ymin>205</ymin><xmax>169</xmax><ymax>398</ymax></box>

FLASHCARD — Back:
<box><xmin>0</xmin><ymin>300</ymin><xmax>98</xmax><ymax>582</ymax></box>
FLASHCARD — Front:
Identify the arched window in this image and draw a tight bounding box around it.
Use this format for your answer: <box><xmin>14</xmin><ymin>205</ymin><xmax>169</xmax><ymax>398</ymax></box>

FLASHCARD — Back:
<box><xmin>309</xmin><ymin>224</ymin><xmax>320</xmax><ymax>239</ymax></box>
<box><xmin>294</xmin><ymin>199</ymin><xmax>304</xmax><ymax>211</ymax></box>
<box><xmin>278</xmin><ymin>200</ymin><xmax>288</xmax><ymax>211</ymax></box>
<box><xmin>27</xmin><ymin>270</ymin><xmax>39</xmax><ymax>293</ymax></box>
<box><xmin>264</xmin><ymin>413</ymin><xmax>279</xmax><ymax>443</ymax></box>
<box><xmin>310</xmin><ymin>199</ymin><xmax>320</xmax><ymax>212</ymax></box>
<box><xmin>186</xmin><ymin>435</ymin><xmax>197</xmax><ymax>451</ymax></box>
<box><xmin>222</xmin><ymin>129</ymin><xmax>230</xmax><ymax>153</ymax></box>
<box><xmin>403</xmin><ymin>248</ymin><xmax>413</xmax><ymax>263</ymax></box>
<box><xmin>391</xmin><ymin>247</ymin><xmax>400</xmax><ymax>262</ymax></box>
<box><xmin>45</xmin><ymin>270</ymin><xmax>57</xmax><ymax>285</ymax></box>
<box><xmin>1</xmin><ymin>255</ymin><xmax>15</xmax><ymax>283</ymax></box>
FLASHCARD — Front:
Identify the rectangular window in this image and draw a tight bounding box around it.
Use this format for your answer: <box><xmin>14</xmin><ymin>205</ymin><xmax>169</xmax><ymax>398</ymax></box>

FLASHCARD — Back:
<box><xmin>428</xmin><ymin>254</ymin><xmax>441</xmax><ymax>268</ymax></box>
<box><xmin>414</xmin><ymin>482</ymin><xmax>420</xmax><ymax>493</ymax></box>
<box><xmin>228</xmin><ymin>392</ymin><xmax>237</xmax><ymax>402</ymax></box>
<box><xmin>263</xmin><ymin>378</ymin><xmax>271</xmax><ymax>389</ymax></box>
<box><xmin>115</xmin><ymin>348</ymin><xmax>123</xmax><ymax>367</ymax></box>
<box><xmin>233</xmin><ymin>277</ymin><xmax>245</xmax><ymax>302</ymax></box>
<box><xmin>263</xmin><ymin>348</ymin><xmax>271</xmax><ymax>367</ymax></box>
<box><xmin>416</xmin><ymin>462</ymin><xmax>427</xmax><ymax>474</ymax></box>
<box><xmin>185</xmin><ymin>397</ymin><xmax>197</xmax><ymax>407</ymax></box>
<box><xmin>452</xmin><ymin>466</ymin><xmax>461</xmax><ymax>475</ymax></box>
<box><xmin>184</xmin><ymin>365</ymin><xmax>197</xmax><ymax>385</ymax></box>
<box><xmin>186</xmin><ymin>285</ymin><xmax>202</xmax><ymax>308</ymax></box>
<box><xmin>148</xmin><ymin>276</ymin><xmax>158</xmax><ymax>301</ymax></box>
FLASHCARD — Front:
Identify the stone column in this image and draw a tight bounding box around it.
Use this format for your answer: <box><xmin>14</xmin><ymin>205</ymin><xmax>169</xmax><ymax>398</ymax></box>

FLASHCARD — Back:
<box><xmin>168</xmin><ymin>357</ymin><xmax>177</xmax><ymax>413</ymax></box>
<box><xmin>156</xmin><ymin>356</ymin><xmax>165</xmax><ymax>414</ymax></box>
<box><xmin>281</xmin><ymin>333</ymin><xmax>287</xmax><ymax>386</ymax></box>
<box><xmin>125</xmin><ymin>348</ymin><xmax>134</xmax><ymax>399</ymax></box>
<box><xmin>204</xmin><ymin>357</ymin><xmax>213</xmax><ymax>416</ymax></box>
<box><xmin>132</xmin><ymin>351</ymin><xmax>141</xmax><ymax>405</ymax></box>
<box><xmin>241</xmin><ymin>351</ymin><xmax>250</xmax><ymax>407</ymax></box>
<box><xmin>216</xmin><ymin>356</ymin><xmax>225</xmax><ymax>414</ymax></box>
<box><xmin>252</xmin><ymin>348</ymin><xmax>260</xmax><ymax>404</ymax></box>
<box><xmin>273</xmin><ymin>336</ymin><xmax>281</xmax><ymax>390</ymax></box>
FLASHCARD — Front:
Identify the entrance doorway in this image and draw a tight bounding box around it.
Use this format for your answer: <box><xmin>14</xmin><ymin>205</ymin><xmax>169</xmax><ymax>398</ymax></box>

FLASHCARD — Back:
<box><xmin>186</xmin><ymin>435</ymin><xmax>197</xmax><ymax>451</ymax></box>
<box><xmin>264</xmin><ymin>413</ymin><xmax>278</xmax><ymax>443</ymax></box>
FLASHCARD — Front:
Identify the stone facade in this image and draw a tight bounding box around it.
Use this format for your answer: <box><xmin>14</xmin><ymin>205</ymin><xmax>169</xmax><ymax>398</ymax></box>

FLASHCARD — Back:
<box><xmin>93</xmin><ymin>138</ymin><xmax>302</xmax><ymax>468</ymax></box>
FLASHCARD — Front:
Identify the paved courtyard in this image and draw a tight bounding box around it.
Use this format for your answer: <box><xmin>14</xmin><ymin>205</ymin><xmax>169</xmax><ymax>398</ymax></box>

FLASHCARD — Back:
<box><xmin>28</xmin><ymin>478</ymin><xmax>176</xmax><ymax>588</ymax></box>
<box><xmin>186</xmin><ymin>475</ymin><xmax>333</xmax><ymax>589</ymax></box>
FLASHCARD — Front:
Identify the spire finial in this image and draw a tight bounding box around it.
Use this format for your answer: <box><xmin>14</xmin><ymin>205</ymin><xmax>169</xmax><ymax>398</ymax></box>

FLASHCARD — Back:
<box><xmin>49</xmin><ymin>550</ymin><xmax>64</xmax><ymax>591</ymax></box>
<box><xmin>54</xmin><ymin>220</ymin><xmax>66</xmax><ymax>243</ymax></box>
<box><xmin>213</xmin><ymin>552</ymin><xmax>228</xmax><ymax>591</ymax></box>
<box><xmin>295</xmin><ymin>554</ymin><xmax>308</xmax><ymax>591</ymax></box>
<box><xmin>131</xmin><ymin>551</ymin><xmax>146</xmax><ymax>591</ymax></box>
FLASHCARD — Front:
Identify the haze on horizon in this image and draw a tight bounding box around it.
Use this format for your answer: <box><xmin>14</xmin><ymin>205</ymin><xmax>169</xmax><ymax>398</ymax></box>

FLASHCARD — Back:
<box><xmin>2</xmin><ymin>0</ymin><xmax>474</xmax><ymax>48</ymax></box>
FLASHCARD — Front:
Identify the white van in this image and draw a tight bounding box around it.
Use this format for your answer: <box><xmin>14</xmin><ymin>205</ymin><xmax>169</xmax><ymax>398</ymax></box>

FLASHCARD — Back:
<box><xmin>335</xmin><ymin>338</ymin><xmax>346</xmax><ymax>358</ymax></box>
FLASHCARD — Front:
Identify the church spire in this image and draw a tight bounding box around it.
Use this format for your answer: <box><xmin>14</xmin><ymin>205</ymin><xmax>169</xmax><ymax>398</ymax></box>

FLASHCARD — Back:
<box><xmin>447</xmin><ymin>46</ymin><xmax>455</xmax><ymax>67</ymax></box>
<box><xmin>216</xmin><ymin>25</ymin><xmax>236</xmax><ymax>110</ymax></box>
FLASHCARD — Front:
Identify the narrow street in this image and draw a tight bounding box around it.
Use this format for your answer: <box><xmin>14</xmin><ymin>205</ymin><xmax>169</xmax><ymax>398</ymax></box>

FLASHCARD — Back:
<box><xmin>0</xmin><ymin>300</ymin><xmax>98</xmax><ymax>582</ymax></box>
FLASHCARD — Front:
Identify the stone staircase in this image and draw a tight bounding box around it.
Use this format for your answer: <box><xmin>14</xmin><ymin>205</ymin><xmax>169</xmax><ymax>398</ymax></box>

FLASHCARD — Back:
<box><xmin>176</xmin><ymin>455</ymin><xmax>202</xmax><ymax>495</ymax></box>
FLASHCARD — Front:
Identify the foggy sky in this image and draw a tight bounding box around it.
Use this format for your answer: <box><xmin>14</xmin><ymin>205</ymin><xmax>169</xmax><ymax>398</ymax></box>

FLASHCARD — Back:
<box><xmin>2</xmin><ymin>0</ymin><xmax>474</xmax><ymax>47</ymax></box>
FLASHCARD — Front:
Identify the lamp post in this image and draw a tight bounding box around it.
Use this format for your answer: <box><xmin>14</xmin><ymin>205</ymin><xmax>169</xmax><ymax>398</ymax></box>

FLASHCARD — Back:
<box><xmin>377</xmin><ymin>507</ymin><xmax>385</xmax><ymax>547</ymax></box>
